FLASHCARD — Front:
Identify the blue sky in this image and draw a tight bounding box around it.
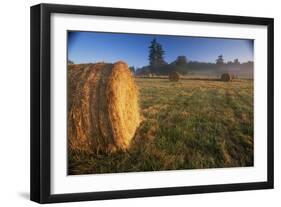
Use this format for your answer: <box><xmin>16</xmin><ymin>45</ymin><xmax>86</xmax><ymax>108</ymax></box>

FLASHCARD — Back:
<box><xmin>68</xmin><ymin>31</ymin><xmax>254</xmax><ymax>68</ymax></box>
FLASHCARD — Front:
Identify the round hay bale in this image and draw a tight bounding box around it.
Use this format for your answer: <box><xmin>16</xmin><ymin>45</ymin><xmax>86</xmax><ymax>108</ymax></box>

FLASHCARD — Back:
<box><xmin>68</xmin><ymin>61</ymin><xmax>140</xmax><ymax>154</ymax></box>
<box><xmin>221</xmin><ymin>73</ymin><xmax>232</xmax><ymax>82</ymax></box>
<box><xmin>169</xmin><ymin>71</ymin><xmax>180</xmax><ymax>82</ymax></box>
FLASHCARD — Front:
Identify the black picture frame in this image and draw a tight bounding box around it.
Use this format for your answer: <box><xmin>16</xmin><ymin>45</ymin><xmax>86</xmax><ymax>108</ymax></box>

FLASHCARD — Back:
<box><xmin>30</xmin><ymin>3</ymin><xmax>274</xmax><ymax>204</ymax></box>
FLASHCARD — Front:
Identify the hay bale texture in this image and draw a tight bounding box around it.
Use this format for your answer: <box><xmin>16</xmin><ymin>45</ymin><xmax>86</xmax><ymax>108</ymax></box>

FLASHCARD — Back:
<box><xmin>169</xmin><ymin>71</ymin><xmax>180</xmax><ymax>82</ymax></box>
<box><xmin>68</xmin><ymin>61</ymin><xmax>140</xmax><ymax>154</ymax></box>
<box><xmin>221</xmin><ymin>73</ymin><xmax>232</xmax><ymax>82</ymax></box>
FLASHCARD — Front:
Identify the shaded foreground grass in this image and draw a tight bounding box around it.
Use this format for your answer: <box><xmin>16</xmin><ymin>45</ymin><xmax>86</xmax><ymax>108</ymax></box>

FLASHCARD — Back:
<box><xmin>68</xmin><ymin>78</ymin><xmax>253</xmax><ymax>175</ymax></box>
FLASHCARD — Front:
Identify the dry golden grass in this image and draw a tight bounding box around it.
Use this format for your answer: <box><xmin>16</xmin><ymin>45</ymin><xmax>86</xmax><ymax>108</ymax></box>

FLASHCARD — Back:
<box><xmin>68</xmin><ymin>62</ymin><xmax>140</xmax><ymax>154</ymax></box>
<box><xmin>68</xmin><ymin>77</ymin><xmax>253</xmax><ymax>175</ymax></box>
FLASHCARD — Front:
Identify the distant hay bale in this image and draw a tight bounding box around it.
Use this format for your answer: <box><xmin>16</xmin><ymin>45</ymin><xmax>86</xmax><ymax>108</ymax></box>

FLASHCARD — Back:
<box><xmin>169</xmin><ymin>71</ymin><xmax>180</xmax><ymax>82</ymax></box>
<box><xmin>221</xmin><ymin>73</ymin><xmax>232</xmax><ymax>82</ymax></box>
<box><xmin>68</xmin><ymin>61</ymin><xmax>140</xmax><ymax>154</ymax></box>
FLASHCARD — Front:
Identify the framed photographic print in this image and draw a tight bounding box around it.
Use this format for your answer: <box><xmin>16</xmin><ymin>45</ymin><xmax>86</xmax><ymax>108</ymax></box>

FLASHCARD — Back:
<box><xmin>30</xmin><ymin>3</ymin><xmax>274</xmax><ymax>203</ymax></box>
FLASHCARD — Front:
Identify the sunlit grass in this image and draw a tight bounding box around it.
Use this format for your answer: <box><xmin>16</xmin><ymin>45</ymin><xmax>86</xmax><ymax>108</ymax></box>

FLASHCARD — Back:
<box><xmin>68</xmin><ymin>78</ymin><xmax>253</xmax><ymax>174</ymax></box>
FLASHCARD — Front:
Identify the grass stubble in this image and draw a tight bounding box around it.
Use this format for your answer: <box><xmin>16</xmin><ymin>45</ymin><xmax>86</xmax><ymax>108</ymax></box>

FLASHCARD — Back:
<box><xmin>68</xmin><ymin>76</ymin><xmax>253</xmax><ymax>175</ymax></box>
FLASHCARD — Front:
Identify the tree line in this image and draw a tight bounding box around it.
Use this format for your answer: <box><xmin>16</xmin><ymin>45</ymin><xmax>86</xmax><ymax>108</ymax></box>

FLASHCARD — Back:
<box><xmin>134</xmin><ymin>38</ymin><xmax>253</xmax><ymax>76</ymax></box>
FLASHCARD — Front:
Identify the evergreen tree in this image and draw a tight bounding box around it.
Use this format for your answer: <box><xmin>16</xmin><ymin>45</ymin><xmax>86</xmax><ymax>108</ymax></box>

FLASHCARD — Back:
<box><xmin>148</xmin><ymin>38</ymin><xmax>166</xmax><ymax>71</ymax></box>
<box><xmin>216</xmin><ymin>55</ymin><xmax>224</xmax><ymax>65</ymax></box>
<box><xmin>129</xmin><ymin>66</ymin><xmax>135</xmax><ymax>73</ymax></box>
<box><xmin>175</xmin><ymin>56</ymin><xmax>188</xmax><ymax>66</ymax></box>
<box><xmin>234</xmin><ymin>58</ymin><xmax>240</xmax><ymax>65</ymax></box>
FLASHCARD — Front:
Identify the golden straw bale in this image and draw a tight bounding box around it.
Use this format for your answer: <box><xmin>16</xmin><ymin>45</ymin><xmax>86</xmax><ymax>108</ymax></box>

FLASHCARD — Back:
<box><xmin>221</xmin><ymin>73</ymin><xmax>232</xmax><ymax>82</ymax></box>
<box><xmin>68</xmin><ymin>61</ymin><xmax>140</xmax><ymax>154</ymax></box>
<box><xmin>169</xmin><ymin>71</ymin><xmax>180</xmax><ymax>82</ymax></box>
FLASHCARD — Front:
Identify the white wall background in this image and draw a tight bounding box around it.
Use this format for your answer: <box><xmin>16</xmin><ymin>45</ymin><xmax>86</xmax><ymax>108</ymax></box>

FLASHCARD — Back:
<box><xmin>0</xmin><ymin>0</ymin><xmax>279</xmax><ymax>206</ymax></box>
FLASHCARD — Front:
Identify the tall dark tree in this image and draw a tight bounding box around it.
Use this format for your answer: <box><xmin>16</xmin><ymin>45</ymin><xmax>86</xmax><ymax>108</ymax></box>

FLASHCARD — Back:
<box><xmin>175</xmin><ymin>56</ymin><xmax>188</xmax><ymax>66</ymax></box>
<box><xmin>129</xmin><ymin>66</ymin><xmax>135</xmax><ymax>73</ymax></box>
<box><xmin>148</xmin><ymin>38</ymin><xmax>166</xmax><ymax>70</ymax></box>
<box><xmin>216</xmin><ymin>55</ymin><xmax>224</xmax><ymax>65</ymax></box>
<box><xmin>234</xmin><ymin>58</ymin><xmax>240</xmax><ymax>65</ymax></box>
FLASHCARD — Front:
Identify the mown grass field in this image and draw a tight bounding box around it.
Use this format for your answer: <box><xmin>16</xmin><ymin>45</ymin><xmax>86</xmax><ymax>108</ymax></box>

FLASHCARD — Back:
<box><xmin>68</xmin><ymin>78</ymin><xmax>253</xmax><ymax>175</ymax></box>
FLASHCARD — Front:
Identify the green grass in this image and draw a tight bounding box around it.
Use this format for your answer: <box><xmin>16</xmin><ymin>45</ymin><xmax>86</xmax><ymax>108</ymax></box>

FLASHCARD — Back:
<box><xmin>68</xmin><ymin>78</ymin><xmax>253</xmax><ymax>175</ymax></box>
